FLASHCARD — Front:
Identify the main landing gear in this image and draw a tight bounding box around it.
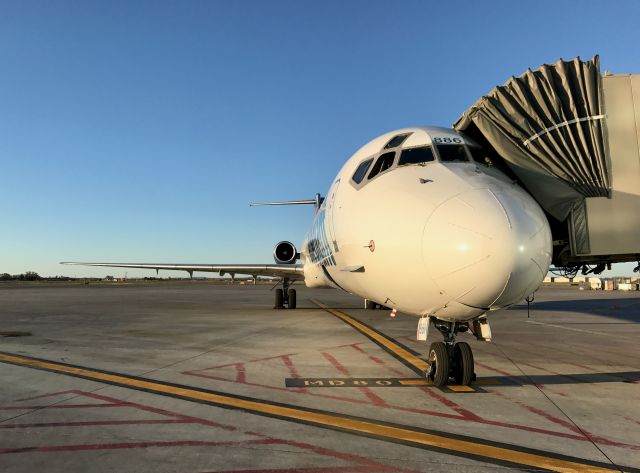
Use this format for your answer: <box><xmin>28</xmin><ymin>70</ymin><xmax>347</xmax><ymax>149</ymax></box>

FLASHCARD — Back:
<box><xmin>426</xmin><ymin>319</ymin><xmax>476</xmax><ymax>387</ymax></box>
<box><xmin>274</xmin><ymin>278</ymin><xmax>296</xmax><ymax>309</ymax></box>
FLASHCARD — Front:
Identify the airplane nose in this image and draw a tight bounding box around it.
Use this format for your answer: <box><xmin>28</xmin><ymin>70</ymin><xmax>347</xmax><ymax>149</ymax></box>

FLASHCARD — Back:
<box><xmin>422</xmin><ymin>186</ymin><xmax>552</xmax><ymax>310</ymax></box>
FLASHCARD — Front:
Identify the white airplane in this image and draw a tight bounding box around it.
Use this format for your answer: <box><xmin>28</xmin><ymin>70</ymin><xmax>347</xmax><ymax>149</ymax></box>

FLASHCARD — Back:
<box><xmin>63</xmin><ymin>126</ymin><xmax>552</xmax><ymax>386</ymax></box>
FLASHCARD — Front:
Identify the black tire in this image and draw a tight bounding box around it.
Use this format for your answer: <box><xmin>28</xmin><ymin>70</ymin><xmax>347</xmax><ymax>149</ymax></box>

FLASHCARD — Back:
<box><xmin>287</xmin><ymin>289</ymin><xmax>297</xmax><ymax>309</ymax></box>
<box><xmin>453</xmin><ymin>342</ymin><xmax>474</xmax><ymax>386</ymax></box>
<box><xmin>427</xmin><ymin>341</ymin><xmax>449</xmax><ymax>387</ymax></box>
<box><xmin>365</xmin><ymin>299</ymin><xmax>376</xmax><ymax>310</ymax></box>
<box><xmin>274</xmin><ymin>289</ymin><xmax>284</xmax><ymax>309</ymax></box>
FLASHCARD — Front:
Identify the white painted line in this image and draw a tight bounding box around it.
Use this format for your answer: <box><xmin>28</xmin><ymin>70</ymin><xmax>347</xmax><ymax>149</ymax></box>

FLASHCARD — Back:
<box><xmin>526</xmin><ymin>320</ymin><xmax>610</xmax><ymax>337</ymax></box>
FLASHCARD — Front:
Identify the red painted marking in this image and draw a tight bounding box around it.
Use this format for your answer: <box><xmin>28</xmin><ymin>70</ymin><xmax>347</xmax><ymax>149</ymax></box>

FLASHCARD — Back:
<box><xmin>418</xmin><ymin>386</ymin><xmax>481</xmax><ymax>421</ymax></box>
<box><xmin>235</xmin><ymin>363</ymin><xmax>247</xmax><ymax>383</ymax></box>
<box><xmin>0</xmin><ymin>420</ymin><xmax>188</xmax><ymax>429</ymax></box>
<box><xmin>256</xmin><ymin>438</ymin><xmax>381</xmax><ymax>464</ymax></box>
<box><xmin>281</xmin><ymin>355</ymin><xmax>301</xmax><ymax>378</ymax></box>
<box><xmin>182</xmin><ymin>350</ymin><xmax>640</xmax><ymax>451</ymax></box>
<box><xmin>321</xmin><ymin>352</ymin><xmax>351</xmax><ymax>377</ymax></box>
<box><xmin>4</xmin><ymin>389</ymin><xmax>238</xmax><ymax>432</ymax></box>
<box><xmin>281</xmin><ymin>354</ymin><xmax>309</xmax><ymax>393</ymax></box>
<box><xmin>191</xmin><ymin>353</ymin><xmax>299</xmax><ymax>371</ymax></box>
<box><xmin>197</xmin><ymin>467</ymin><xmax>389</xmax><ymax>473</ymax></box>
<box><xmin>14</xmin><ymin>390</ymin><xmax>94</xmax><ymax>402</ymax></box>
<box><xmin>182</xmin><ymin>362</ymin><xmax>627</xmax><ymax>444</ymax></box>
<box><xmin>624</xmin><ymin>416</ymin><xmax>640</xmax><ymax>426</ymax></box>
<box><xmin>342</xmin><ymin>353</ymin><xmax>638</xmax><ymax>448</ymax></box>
<box><xmin>0</xmin><ymin>390</ymin><xmax>418</xmax><ymax>472</ymax></box>
<box><xmin>76</xmin><ymin>391</ymin><xmax>238</xmax><ymax>431</ymax></box>
<box><xmin>0</xmin><ymin>439</ymin><xmax>272</xmax><ymax>455</ymax></box>
<box><xmin>241</xmin><ymin>438</ymin><xmax>422</xmax><ymax>473</ymax></box>
<box><xmin>0</xmin><ymin>403</ymin><xmax>122</xmax><ymax>410</ymax></box>
<box><xmin>183</xmin><ymin>370</ymin><xmax>376</xmax><ymax>406</ymax></box>
<box><xmin>321</xmin><ymin>352</ymin><xmax>387</xmax><ymax>407</ymax></box>
<box><xmin>350</xmin><ymin>344</ymin><xmax>398</xmax><ymax>371</ymax></box>
<box><xmin>492</xmin><ymin>390</ymin><xmax>640</xmax><ymax>450</ymax></box>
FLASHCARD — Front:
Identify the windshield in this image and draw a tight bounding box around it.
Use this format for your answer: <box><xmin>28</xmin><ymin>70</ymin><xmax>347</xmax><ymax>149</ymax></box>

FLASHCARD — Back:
<box><xmin>436</xmin><ymin>144</ymin><xmax>469</xmax><ymax>163</ymax></box>
<box><xmin>398</xmin><ymin>146</ymin><xmax>434</xmax><ymax>166</ymax></box>
<box><xmin>368</xmin><ymin>152</ymin><xmax>396</xmax><ymax>179</ymax></box>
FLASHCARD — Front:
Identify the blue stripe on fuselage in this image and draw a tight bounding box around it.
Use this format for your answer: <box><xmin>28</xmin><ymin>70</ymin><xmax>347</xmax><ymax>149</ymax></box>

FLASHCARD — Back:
<box><xmin>306</xmin><ymin>210</ymin><xmax>336</xmax><ymax>267</ymax></box>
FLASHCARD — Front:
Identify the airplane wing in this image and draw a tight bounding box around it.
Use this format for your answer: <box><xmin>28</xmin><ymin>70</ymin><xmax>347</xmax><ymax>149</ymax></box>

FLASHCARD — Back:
<box><xmin>60</xmin><ymin>262</ymin><xmax>304</xmax><ymax>279</ymax></box>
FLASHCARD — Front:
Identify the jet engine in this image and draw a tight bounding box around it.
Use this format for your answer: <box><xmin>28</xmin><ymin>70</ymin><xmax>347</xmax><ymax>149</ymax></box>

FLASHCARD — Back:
<box><xmin>273</xmin><ymin>241</ymin><xmax>299</xmax><ymax>264</ymax></box>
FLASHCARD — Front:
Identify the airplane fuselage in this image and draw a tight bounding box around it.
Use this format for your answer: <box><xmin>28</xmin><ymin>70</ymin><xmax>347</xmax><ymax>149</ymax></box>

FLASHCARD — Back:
<box><xmin>301</xmin><ymin>127</ymin><xmax>552</xmax><ymax>322</ymax></box>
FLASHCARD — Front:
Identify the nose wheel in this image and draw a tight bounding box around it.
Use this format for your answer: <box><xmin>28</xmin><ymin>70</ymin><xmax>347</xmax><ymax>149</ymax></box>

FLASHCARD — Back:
<box><xmin>426</xmin><ymin>320</ymin><xmax>476</xmax><ymax>387</ymax></box>
<box><xmin>452</xmin><ymin>341</ymin><xmax>474</xmax><ymax>385</ymax></box>
<box><xmin>427</xmin><ymin>342</ymin><xmax>449</xmax><ymax>386</ymax></box>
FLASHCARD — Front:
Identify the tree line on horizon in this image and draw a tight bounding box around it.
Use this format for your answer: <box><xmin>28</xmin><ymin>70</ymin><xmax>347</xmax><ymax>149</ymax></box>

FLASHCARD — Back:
<box><xmin>1</xmin><ymin>272</ymin><xmax>42</xmax><ymax>281</ymax></box>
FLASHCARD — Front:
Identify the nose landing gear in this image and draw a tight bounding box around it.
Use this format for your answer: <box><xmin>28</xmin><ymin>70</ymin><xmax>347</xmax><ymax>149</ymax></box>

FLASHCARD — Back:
<box><xmin>426</xmin><ymin>320</ymin><xmax>475</xmax><ymax>387</ymax></box>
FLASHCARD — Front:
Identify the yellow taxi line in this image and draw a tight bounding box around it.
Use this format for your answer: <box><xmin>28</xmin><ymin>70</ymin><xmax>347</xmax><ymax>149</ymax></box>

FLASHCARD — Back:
<box><xmin>311</xmin><ymin>299</ymin><xmax>429</xmax><ymax>372</ymax></box>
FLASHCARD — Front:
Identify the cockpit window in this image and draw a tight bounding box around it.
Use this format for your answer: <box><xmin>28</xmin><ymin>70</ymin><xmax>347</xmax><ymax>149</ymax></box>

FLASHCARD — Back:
<box><xmin>436</xmin><ymin>144</ymin><xmax>469</xmax><ymax>162</ymax></box>
<box><xmin>398</xmin><ymin>146</ymin><xmax>435</xmax><ymax>166</ymax></box>
<box><xmin>384</xmin><ymin>133</ymin><xmax>411</xmax><ymax>149</ymax></box>
<box><xmin>351</xmin><ymin>158</ymin><xmax>373</xmax><ymax>184</ymax></box>
<box><xmin>368</xmin><ymin>152</ymin><xmax>396</xmax><ymax>179</ymax></box>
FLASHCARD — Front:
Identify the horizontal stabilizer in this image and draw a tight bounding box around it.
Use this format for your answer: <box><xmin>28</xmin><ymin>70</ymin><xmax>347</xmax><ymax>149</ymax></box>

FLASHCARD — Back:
<box><xmin>250</xmin><ymin>193</ymin><xmax>324</xmax><ymax>208</ymax></box>
<box><xmin>250</xmin><ymin>199</ymin><xmax>316</xmax><ymax>206</ymax></box>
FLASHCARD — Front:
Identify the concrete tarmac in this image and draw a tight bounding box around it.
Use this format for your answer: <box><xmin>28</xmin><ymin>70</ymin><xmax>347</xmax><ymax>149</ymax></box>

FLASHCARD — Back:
<box><xmin>0</xmin><ymin>282</ymin><xmax>639</xmax><ymax>472</ymax></box>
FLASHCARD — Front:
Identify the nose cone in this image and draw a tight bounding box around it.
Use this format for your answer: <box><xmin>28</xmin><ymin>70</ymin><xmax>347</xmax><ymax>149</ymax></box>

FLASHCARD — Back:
<box><xmin>423</xmin><ymin>187</ymin><xmax>552</xmax><ymax>310</ymax></box>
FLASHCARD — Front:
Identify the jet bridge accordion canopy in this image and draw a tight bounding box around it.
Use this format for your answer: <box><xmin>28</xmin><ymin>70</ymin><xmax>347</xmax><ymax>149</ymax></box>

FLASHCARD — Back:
<box><xmin>454</xmin><ymin>56</ymin><xmax>610</xmax><ymax>221</ymax></box>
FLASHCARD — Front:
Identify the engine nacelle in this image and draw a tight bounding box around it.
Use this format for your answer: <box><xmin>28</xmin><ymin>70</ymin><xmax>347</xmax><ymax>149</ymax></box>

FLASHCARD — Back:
<box><xmin>273</xmin><ymin>241</ymin><xmax>299</xmax><ymax>264</ymax></box>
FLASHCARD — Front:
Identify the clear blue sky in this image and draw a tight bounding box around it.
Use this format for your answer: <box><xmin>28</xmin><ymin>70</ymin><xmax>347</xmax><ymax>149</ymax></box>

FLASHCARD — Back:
<box><xmin>1</xmin><ymin>0</ymin><xmax>639</xmax><ymax>277</ymax></box>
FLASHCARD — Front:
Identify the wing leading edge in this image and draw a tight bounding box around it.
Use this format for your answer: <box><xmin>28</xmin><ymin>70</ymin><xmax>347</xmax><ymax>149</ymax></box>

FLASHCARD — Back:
<box><xmin>60</xmin><ymin>262</ymin><xmax>304</xmax><ymax>280</ymax></box>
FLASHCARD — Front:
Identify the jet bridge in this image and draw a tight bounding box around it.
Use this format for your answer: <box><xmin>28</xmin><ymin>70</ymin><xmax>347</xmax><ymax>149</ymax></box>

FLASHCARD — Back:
<box><xmin>454</xmin><ymin>56</ymin><xmax>640</xmax><ymax>270</ymax></box>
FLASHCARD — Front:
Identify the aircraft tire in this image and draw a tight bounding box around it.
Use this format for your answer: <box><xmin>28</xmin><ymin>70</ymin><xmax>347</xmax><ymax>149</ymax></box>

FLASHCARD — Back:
<box><xmin>453</xmin><ymin>341</ymin><xmax>474</xmax><ymax>386</ymax></box>
<box><xmin>287</xmin><ymin>289</ymin><xmax>297</xmax><ymax>309</ymax></box>
<box><xmin>365</xmin><ymin>299</ymin><xmax>376</xmax><ymax>310</ymax></box>
<box><xmin>275</xmin><ymin>289</ymin><xmax>284</xmax><ymax>309</ymax></box>
<box><xmin>428</xmin><ymin>341</ymin><xmax>449</xmax><ymax>387</ymax></box>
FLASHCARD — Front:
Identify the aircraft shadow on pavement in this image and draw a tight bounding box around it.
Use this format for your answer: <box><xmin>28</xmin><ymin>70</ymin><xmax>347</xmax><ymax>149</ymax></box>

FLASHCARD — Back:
<box><xmin>483</xmin><ymin>370</ymin><xmax>640</xmax><ymax>386</ymax></box>
<box><xmin>509</xmin><ymin>297</ymin><xmax>640</xmax><ymax>322</ymax></box>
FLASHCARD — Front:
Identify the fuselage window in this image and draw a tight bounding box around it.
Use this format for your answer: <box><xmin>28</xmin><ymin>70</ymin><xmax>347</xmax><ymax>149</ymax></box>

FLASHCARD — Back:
<box><xmin>398</xmin><ymin>146</ymin><xmax>435</xmax><ymax>166</ymax></box>
<box><xmin>384</xmin><ymin>133</ymin><xmax>411</xmax><ymax>149</ymax></box>
<box><xmin>352</xmin><ymin>158</ymin><xmax>374</xmax><ymax>184</ymax></box>
<box><xmin>436</xmin><ymin>144</ymin><xmax>469</xmax><ymax>162</ymax></box>
<box><xmin>368</xmin><ymin>152</ymin><xmax>396</xmax><ymax>179</ymax></box>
